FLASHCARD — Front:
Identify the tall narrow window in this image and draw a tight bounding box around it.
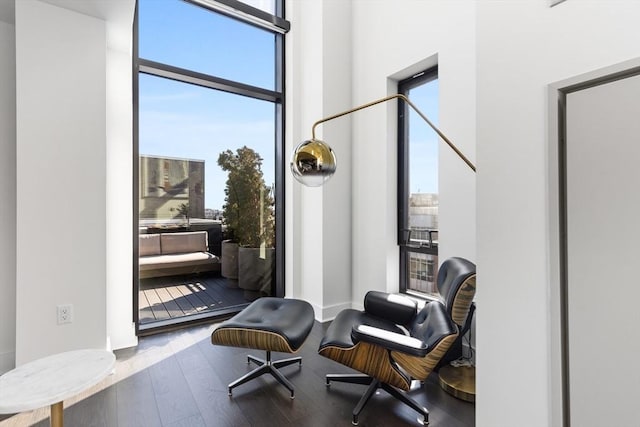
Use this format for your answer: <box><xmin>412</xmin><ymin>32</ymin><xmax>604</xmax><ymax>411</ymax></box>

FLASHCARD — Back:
<box><xmin>135</xmin><ymin>0</ymin><xmax>287</xmax><ymax>331</ymax></box>
<box><xmin>398</xmin><ymin>68</ymin><xmax>439</xmax><ymax>298</ymax></box>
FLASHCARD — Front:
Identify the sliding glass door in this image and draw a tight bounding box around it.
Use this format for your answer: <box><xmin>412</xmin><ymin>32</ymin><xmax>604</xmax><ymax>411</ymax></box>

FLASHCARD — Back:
<box><xmin>135</xmin><ymin>0</ymin><xmax>286</xmax><ymax>330</ymax></box>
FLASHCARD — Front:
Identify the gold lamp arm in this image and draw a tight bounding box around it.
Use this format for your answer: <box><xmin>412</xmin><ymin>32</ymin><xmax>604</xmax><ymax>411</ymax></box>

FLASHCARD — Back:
<box><xmin>311</xmin><ymin>93</ymin><xmax>476</xmax><ymax>172</ymax></box>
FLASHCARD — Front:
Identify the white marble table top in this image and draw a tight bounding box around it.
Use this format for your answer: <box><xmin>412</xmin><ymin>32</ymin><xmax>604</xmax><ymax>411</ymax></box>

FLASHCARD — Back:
<box><xmin>0</xmin><ymin>349</ymin><xmax>115</xmax><ymax>413</ymax></box>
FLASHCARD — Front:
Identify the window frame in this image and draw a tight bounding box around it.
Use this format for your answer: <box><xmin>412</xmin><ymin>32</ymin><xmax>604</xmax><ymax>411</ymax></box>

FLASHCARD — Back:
<box><xmin>132</xmin><ymin>0</ymin><xmax>288</xmax><ymax>332</ymax></box>
<box><xmin>397</xmin><ymin>66</ymin><xmax>439</xmax><ymax>297</ymax></box>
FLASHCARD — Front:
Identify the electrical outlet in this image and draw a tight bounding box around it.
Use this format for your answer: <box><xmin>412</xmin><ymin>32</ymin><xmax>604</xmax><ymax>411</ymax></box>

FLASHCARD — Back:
<box><xmin>57</xmin><ymin>304</ymin><xmax>73</xmax><ymax>324</ymax></box>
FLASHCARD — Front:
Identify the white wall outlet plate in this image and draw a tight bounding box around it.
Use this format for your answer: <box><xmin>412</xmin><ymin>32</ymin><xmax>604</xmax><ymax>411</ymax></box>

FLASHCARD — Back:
<box><xmin>57</xmin><ymin>304</ymin><xmax>73</xmax><ymax>324</ymax></box>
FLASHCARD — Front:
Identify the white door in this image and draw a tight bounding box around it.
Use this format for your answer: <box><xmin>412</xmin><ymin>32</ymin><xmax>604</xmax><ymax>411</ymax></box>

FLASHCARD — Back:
<box><xmin>565</xmin><ymin>72</ymin><xmax>640</xmax><ymax>426</ymax></box>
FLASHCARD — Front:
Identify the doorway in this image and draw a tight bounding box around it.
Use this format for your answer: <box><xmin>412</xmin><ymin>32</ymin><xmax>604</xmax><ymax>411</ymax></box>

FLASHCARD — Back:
<box><xmin>550</xmin><ymin>60</ymin><xmax>640</xmax><ymax>426</ymax></box>
<box><xmin>133</xmin><ymin>0</ymin><xmax>287</xmax><ymax>333</ymax></box>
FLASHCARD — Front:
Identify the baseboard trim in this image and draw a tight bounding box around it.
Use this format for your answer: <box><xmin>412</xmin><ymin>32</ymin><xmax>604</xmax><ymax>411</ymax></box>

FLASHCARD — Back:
<box><xmin>308</xmin><ymin>301</ymin><xmax>353</xmax><ymax>323</ymax></box>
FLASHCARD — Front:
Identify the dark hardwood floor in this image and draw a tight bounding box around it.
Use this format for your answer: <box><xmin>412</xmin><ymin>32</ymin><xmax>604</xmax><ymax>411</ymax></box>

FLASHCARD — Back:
<box><xmin>2</xmin><ymin>321</ymin><xmax>474</xmax><ymax>427</ymax></box>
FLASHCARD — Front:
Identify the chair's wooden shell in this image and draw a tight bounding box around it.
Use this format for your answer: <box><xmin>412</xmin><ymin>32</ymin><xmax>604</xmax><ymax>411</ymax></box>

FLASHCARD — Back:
<box><xmin>319</xmin><ymin>341</ymin><xmax>412</xmax><ymax>390</ymax></box>
<box><xmin>212</xmin><ymin>327</ymin><xmax>296</xmax><ymax>353</ymax></box>
<box><xmin>392</xmin><ymin>332</ymin><xmax>458</xmax><ymax>381</ymax></box>
<box><xmin>449</xmin><ymin>275</ymin><xmax>476</xmax><ymax>328</ymax></box>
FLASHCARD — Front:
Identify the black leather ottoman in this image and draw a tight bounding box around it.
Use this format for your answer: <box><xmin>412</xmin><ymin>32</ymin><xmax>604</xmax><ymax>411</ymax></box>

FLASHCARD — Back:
<box><xmin>211</xmin><ymin>297</ymin><xmax>314</xmax><ymax>398</ymax></box>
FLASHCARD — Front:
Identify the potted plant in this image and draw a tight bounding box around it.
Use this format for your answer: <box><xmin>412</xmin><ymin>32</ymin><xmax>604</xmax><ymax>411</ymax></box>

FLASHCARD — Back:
<box><xmin>218</xmin><ymin>146</ymin><xmax>275</xmax><ymax>296</ymax></box>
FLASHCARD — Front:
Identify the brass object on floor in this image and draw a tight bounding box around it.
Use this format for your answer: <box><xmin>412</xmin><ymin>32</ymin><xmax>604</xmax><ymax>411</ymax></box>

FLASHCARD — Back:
<box><xmin>438</xmin><ymin>365</ymin><xmax>475</xmax><ymax>403</ymax></box>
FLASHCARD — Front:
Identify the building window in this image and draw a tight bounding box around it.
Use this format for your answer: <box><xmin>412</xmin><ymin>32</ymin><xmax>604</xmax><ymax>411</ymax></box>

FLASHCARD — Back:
<box><xmin>398</xmin><ymin>67</ymin><xmax>439</xmax><ymax>298</ymax></box>
<box><xmin>134</xmin><ymin>0</ymin><xmax>287</xmax><ymax>330</ymax></box>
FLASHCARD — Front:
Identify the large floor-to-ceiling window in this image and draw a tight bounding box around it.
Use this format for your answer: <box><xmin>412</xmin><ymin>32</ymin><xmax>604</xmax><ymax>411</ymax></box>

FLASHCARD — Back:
<box><xmin>398</xmin><ymin>67</ymin><xmax>440</xmax><ymax>298</ymax></box>
<box><xmin>134</xmin><ymin>0</ymin><xmax>288</xmax><ymax>331</ymax></box>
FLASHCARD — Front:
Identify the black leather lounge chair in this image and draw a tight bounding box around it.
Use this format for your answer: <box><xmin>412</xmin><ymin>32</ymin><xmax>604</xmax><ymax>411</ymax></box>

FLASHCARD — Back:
<box><xmin>318</xmin><ymin>257</ymin><xmax>476</xmax><ymax>425</ymax></box>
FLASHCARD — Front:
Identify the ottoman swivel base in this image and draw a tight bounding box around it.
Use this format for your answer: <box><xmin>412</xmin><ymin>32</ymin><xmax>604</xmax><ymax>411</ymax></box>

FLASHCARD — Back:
<box><xmin>229</xmin><ymin>350</ymin><xmax>301</xmax><ymax>398</ymax></box>
<box><xmin>211</xmin><ymin>298</ymin><xmax>315</xmax><ymax>399</ymax></box>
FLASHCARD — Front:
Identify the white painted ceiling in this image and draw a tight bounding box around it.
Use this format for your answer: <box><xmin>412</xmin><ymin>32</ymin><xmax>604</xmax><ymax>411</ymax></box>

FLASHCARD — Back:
<box><xmin>0</xmin><ymin>0</ymin><xmax>133</xmax><ymax>26</ymax></box>
<box><xmin>1</xmin><ymin>0</ymin><xmax>134</xmax><ymax>51</ymax></box>
<box><xmin>40</xmin><ymin>0</ymin><xmax>133</xmax><ymax>23</ymax></box>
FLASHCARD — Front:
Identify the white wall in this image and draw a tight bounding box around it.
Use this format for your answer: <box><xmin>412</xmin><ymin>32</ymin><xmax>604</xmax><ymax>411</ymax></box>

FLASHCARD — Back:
<box><xmin>0</xmin><ymin>19</ymin><xmax>16</xmax><ymax>374</ymax></box>
<box><xmin>0</xmin><ymin>0</ymin><xmax>135</xmax><ymax>370</ymax></box>
<box><xmin>349</xmin><ymin>1</ymin><xmax>476</xmax><ymax>302</ymax></box>
<box><xmin>11</xmin><ymin>0</ymin><xmax>136</xmax><ymax>363</ymax></box>
<box><xmin>288</xmin><ymin>0</ymin><xmax>476</xmax><ymax>318</ymax></box>
<box><xmin>476</xmin><ymin>1</ymin><xmax>640</xmax><ymax>426</ymax></box>
<box><xmin>286</xmin><ymin>0</ymin><xmax>353</xmax><ymax>320</ymax></box>
<box><xmin>105</xmin><ymin>0</ymin><xmax>137</xmax><ymax>352</ymax></box>
<box><xmin>319</xmin><ymin>0</ymin><xmax>353</xmax><ymax>319</ymax></box>
<box><xmin>15</xmin><ymin>0</ymin><xmax>107</xmax><ymax>364</ymax></box>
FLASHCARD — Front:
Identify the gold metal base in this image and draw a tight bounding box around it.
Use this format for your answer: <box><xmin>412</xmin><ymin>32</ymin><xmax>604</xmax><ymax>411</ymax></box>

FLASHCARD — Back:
<box><xmin>438</xmin><ymin>365</ymin><xmax>475</xmax><ymax>403</ymax></box>
<box><xmin>50</xmin><ymin>401</ymin><xmax>64</xmax><ymax>427</ymax></box>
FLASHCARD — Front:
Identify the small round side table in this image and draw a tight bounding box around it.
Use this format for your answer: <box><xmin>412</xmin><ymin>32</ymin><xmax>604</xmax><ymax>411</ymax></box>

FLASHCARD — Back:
<box><xmin>0</xmin><ymin>349</ymin><xmax>115</xmax><ymax>427</ymax></box>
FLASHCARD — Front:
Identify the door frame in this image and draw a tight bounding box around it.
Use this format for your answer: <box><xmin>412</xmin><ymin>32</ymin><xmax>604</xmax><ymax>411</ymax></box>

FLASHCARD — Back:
<box><xmin>547</xmin><ymin>58</ymin><xmax>640</xmax><ymax>427</ymax></box>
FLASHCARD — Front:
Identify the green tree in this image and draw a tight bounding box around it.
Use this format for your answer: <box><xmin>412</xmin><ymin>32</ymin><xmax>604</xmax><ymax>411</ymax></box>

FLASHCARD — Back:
<box><xmin>218</xmin><ymin>146</ymin><xmax>274</xmax><ymax>248</ymax></box>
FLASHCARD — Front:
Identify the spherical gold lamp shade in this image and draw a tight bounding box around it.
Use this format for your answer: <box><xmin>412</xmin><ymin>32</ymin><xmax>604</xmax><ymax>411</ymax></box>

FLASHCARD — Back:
<box><xmin>290</xmin><ymin>139</ymin><xmax>337</xmax><ymax>187</ymax></box>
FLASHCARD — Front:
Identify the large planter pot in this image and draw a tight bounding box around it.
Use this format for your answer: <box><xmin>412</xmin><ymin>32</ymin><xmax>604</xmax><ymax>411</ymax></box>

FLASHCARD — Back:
<box><xmin>221</xmin><ymin>240</ymin><xmax>239</xmax><ymax>280</ymax></box>
<box><xmin>238</xmin><ymin>247</ymin><xmax>275</xmax><ymax>299</ymax></box>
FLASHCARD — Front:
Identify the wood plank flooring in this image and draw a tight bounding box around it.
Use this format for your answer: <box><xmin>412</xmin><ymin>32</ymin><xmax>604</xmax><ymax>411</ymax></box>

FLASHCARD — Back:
<box><xmin>0</xmin><ymin>321</ymin><xmax>475</xmax><ymax>427</ymax></box>
<box><xmin>139</xmin><ymin>274</ymin><xmax>248</xmax><ymax>324</ymax></box>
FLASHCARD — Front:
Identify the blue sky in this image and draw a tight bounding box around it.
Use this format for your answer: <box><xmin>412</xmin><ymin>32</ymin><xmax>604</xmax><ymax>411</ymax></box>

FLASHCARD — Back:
<box><xmin>408</xmin><ymin>81</ymin><xmax>439</xmax><ymax>195</ymax></box>
<box><xmin>138</xmin><ymin>0</ymin><xmax>439</xmax><ymax>211</ymax></box>
<box><xmin>138</xmin><ymin>0</ymin><xmax>276</xmax><ymax>211</ymax></box>
<box><xmin>138</xmin><ymin>74</ymin><xmax>275</xmax><ymax>211</ymax></box>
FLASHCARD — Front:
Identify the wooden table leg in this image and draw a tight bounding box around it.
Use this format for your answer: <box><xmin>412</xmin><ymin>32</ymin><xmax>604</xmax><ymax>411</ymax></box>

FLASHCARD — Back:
<box><xmin>50</xmin><ymin>401</ymin><xmax>63</xmax><ymax>427</ymax></box>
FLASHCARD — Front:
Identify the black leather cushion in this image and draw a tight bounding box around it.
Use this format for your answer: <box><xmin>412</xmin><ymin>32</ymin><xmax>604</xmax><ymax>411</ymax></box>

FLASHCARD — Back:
<box><xmin>319</xmin><ymin>308</ymin><xmax>407</xmax><ymax>351</ymax></box>
<box><xmin>409</xmin><ymin>301</ymin><xmax>457</xmax><ymax>349</ymax></box>
<box><xmin>363</xmin><ymin>291</ymin><xmax>417</xmax><ymax>326</ymax></box>
<box><xmin>351</xmin><ymin>324</ymin><xmax>428</xmax><ymax>357</ymax></box>
<box><xmin>219</xmin><ymin>297</ymin><xmax>314</xmax><ymax>351</ymax></box>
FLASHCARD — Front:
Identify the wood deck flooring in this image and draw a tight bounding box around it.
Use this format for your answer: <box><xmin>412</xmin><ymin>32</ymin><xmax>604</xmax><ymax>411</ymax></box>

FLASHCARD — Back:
<box><xmin>139</xmin><ymin>274</ymin><xmax>249</xmax><ymax>325</ymax></box>
<box><xmin>1</xmin><ymin>321</ymin><xmax>475</xmax><ymax>427</ymax></box>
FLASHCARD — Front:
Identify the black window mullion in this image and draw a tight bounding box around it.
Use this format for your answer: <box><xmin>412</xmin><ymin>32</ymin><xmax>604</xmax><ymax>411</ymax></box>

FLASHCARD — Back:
<box><xmin>138</xmin><ymin>59</ymin><xmax>283</xmax><ymax>103</ymax></box>
<box><xmin>186</xmin><ymin>0</ymin><xmax>290</xmax><ymax>34</ymax></box>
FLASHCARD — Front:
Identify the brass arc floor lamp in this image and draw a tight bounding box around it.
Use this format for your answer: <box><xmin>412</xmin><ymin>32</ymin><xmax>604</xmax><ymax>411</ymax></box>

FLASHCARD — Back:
<box><xmin>290</xmin><ymin>93</ymin><xmax>476</xmax><ymax>187</ymax></box>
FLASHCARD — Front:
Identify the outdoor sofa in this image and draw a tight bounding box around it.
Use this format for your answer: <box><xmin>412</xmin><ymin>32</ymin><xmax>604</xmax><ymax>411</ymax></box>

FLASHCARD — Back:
<box><xmin>139</xmin><ymin>231</ymin><xmax>220</xmax><ymax>279</ymax></box>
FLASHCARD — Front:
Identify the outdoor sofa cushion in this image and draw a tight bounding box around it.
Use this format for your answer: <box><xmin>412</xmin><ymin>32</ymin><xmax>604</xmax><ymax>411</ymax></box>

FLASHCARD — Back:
<box><xmin>139</xmin><ymin>251</ymin><xmax>218</xmax><ymax>271</ymax></box>
<box><xmin>139</xmin><ymin>233</ymin><xmax>161</xmax><ymax>256</ymax></box>
<box><xmin>160</xmin><ymin>231</ymin><xmax>208</xmax><ymax>254</ymax></box>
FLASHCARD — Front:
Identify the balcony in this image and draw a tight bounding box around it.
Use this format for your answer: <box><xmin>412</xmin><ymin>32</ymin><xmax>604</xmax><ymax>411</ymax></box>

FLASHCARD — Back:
<box><xmin>139</xmin><ymin>272</ymin><xmax>247</xmax><ymax>326</ymax></box>
<box><xmin>138</xmin><ymin>219</ymin><xmax>262</xmax><ymax>328</ymax></box>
